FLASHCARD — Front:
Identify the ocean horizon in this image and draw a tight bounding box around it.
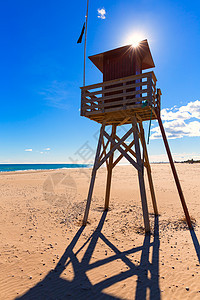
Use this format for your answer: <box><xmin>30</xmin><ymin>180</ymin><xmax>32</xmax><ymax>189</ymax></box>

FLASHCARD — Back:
<box><xmin>0</xmin><ymin>163</ymin><xmax>91</xmax><ymax>173</ymax></box>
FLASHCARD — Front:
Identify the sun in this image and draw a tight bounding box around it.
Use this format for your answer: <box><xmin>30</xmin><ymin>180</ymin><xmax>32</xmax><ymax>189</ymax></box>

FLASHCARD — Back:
<box><xmin>125</xmin><ymin>33</ymin><xmax>145</xmax><ymax>48</ymax></box>
<box><xmin>131</xmin><ymin>39</ymin><xmax>140</xmax><ymax>48</ymax></box>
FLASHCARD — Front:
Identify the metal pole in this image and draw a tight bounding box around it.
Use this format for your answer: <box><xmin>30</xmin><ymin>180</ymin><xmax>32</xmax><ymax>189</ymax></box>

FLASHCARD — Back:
<box><xmin>83</xmin><ymin>0</ymin><xmax>89</xmax><ymax>87</ymax></box>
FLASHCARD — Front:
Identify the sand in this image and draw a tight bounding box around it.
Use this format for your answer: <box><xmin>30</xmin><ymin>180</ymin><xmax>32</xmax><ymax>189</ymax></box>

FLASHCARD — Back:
<box><xmin>0</xmin><ymin>164</ymin><xmax>199</xmax><ymax>299</ymax></box>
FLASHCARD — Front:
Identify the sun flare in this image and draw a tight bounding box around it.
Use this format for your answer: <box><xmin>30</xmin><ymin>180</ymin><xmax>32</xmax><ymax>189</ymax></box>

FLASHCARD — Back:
<box><xmin>125</xmin><ymin>33</ymin><xmax>145</xmax><ymax>48</ymax></box>
<box><xmin>131</xmin><ymin>39</ymin><xmax>140</xmax><ymax>48</ymax></box>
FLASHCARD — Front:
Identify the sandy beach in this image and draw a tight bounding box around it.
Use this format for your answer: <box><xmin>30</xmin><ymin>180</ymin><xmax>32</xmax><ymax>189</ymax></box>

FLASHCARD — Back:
<box><xmin>0</xmin><ymin>164</ymin><xmax>199</xmax><ymax>299</ymax></box>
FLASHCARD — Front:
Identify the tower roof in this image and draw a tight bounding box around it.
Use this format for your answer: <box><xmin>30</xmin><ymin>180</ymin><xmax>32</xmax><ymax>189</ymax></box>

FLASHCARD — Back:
<box><xmin>89</xmin><ymin>39</ymin><xmax>155</xmax><ymax>73</ymax></box>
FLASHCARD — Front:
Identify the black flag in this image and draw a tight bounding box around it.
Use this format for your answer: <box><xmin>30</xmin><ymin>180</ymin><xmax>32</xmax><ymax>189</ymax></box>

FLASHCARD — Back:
<box><xmin>77</xmin><ymin>22</ymin><xmax>85</xmax><ymax>44</ymax></box>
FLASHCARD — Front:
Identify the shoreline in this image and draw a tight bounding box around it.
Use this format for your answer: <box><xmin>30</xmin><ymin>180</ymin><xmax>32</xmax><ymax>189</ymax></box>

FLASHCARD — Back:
<box><xmin>0</xmin><ymin>167</ymin><xmax>92</xmax><ymax>176</ymax></box>
<box><xmin>0</xmin><ymin>164</ymin><xmax>91</xmax><ymax>175</ymax></box>
<box><xmin>0</xmin><ymin>161</ymin><xmax>197</xmax><ymax>175</ymax></box>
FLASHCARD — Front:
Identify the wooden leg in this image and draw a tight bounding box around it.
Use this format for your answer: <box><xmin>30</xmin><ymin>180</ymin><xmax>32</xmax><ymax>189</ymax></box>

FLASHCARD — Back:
<box><xmin>82</xmin><ymin>123</ymin><xmax>105</xmax><ymax>226</ymax></box>
<box><xmin>139</xmin><ymin>122</ymin><xmax>158</xmax><ymax>215</ymax></box>
<box><xmin>104</xmin><ymin>125</ymin><xmax>116</xmax><ymax>210</ymax></box>
<box><xmin>156</xmin><ymin>112</ymin><xmax>192</xmax><ymax>229</ymax></box>
<box><xmin>132</xmin><ymin>117</ymin><xmax>150</xmax><ymax>233</ymax></box>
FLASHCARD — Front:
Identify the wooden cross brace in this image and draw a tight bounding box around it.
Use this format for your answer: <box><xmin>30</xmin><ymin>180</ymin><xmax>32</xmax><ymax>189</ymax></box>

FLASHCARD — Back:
<box><xmin>96</xmin><ymin>127</ymin><xmax>141</xmax><ymax>172</ymax></box>
<box><xmin>82</xmin><ymin>117</ymin><xmax>158</xmax><ymax>232</ymax></box>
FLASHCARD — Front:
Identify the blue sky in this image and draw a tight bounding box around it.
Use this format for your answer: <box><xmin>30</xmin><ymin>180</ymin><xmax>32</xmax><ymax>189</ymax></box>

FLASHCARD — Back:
<box><xmin>0</xmin><ymin>0</ymin><xmax>200</xmax><ymax>163</ymax></box>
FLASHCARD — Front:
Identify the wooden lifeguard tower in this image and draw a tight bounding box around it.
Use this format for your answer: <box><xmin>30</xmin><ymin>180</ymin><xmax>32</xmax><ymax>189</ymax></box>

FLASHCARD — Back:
<box><xmin>80</xmin><ymin>39</ymin><xmax>192</xmax><ymax>232</ymax></box>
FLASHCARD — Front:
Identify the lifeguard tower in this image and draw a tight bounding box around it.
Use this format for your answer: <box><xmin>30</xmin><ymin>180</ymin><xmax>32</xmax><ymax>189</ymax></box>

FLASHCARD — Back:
<box><xmin>80</xmin><ymin>40</ymin><xmax>192</xmax><ymax>232</ymax></box>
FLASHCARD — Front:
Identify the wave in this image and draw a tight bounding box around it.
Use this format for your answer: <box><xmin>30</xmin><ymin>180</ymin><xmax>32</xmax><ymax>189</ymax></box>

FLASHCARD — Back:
<box><xmin>0</xmin><ymin>164</ymin><xmax>91</xmax><ymax>173</ymax></box>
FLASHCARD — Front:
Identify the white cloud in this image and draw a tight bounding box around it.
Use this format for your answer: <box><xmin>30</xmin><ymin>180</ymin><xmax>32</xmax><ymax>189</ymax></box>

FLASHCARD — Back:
<box><xmin>161</xmin><ymin>108</ymin><xmax>191</xmax><ymax>121</ymax></box>
<box><xmin>161</xmin><ymin>100</ymin><xmax>200</xmax><ymax>121</ymax></box>
<box><xmin>151</xmin><ymin>100</ymin><xmax>200</xmax><ymax>139</ymax></box>
<box><xmin>44</xmin><ymin>148</ymin><xmax>51</xmax><ymax>151</ymax></box>
<box><xmin>40</xmin><ymin>152</ymin><xmax>44</xmax><ymax>154</ymax></box>
<box><xmin>97</xmin><ymin>8</ymin><xmax>106</xmax><ymax>19</ymax></box>
<box><xmin>25</xmin><ymin>149</ymin><xmax>32</xmax><ymax>152</ymax></box>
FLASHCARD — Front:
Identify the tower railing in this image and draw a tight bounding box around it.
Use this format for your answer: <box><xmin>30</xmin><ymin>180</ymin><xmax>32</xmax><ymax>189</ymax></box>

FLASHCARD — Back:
<box><xmin>80</xmin><ymin>71</ymin><xmax>159</xmax><ymax>120</ymax></box>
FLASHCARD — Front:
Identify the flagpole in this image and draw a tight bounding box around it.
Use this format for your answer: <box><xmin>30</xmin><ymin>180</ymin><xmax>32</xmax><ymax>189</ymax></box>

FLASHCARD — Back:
<box><xmin>83</xmin><ymin>0</ymin><xmax>89</xmax><ymax>87</ymax></box>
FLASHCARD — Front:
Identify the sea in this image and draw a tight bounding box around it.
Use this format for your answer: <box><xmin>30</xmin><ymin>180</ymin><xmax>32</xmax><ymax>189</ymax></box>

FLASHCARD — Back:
<box><xmin>0</xmin><ymin>164</ymin><xmax>91</xmax><ymax>173</ymax></box>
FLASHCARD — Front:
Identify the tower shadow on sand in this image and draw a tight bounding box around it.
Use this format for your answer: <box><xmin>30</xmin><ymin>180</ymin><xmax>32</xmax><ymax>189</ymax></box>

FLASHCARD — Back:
<box><xmin>16</xmin><ymin>212</ymin><xmax>161</xmax><ymax>300</ymax></box>
<box><xmin>190</xmin><ymin>229</ymin><xmax>200</xmax><ymax>263</ymax></box>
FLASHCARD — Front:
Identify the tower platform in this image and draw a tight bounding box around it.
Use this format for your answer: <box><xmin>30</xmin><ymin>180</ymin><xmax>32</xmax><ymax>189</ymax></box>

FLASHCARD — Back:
<box><xmin>80</xmin><ymin>71</ymin><xmax>160</xmax><ymax>125</ymax></box>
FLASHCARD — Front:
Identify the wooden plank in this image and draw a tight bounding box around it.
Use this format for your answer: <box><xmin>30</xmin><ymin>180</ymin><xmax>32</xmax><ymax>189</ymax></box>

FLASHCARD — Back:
<box><xmin>83</xmin><ymin>96</ymin><xmax>150</xmax><ymax>111</ymax></box>
<box><xmin>156</xmin><ymin>88</ymin><xmax>161</xmax><ymax>113</ymax></box>
<box><xmin>112</xmin><ymin>140</ymin><xmax>135</xmax><ymax>168</ymax></box>
<box><xmin>88</xmin><ymin>106</ymin><xmax>154</xmax><ymax>118</ymax></box>
<box><xmin>151</xmin><ymin>71</ymin><xmax>157</xmax><ymax>84</ymax></box>
<box><xmin>103</xmin><ymin>130</ymin><xmax>141</xmax><ymax>171</ymax></box>
<box><xmin>102</xmin><ymin>137</ymin><xmax>109</xmax><ymax>169</ymax></box>
<box><xmin>99</xmin><ymin>138</ymin><xmax>109</xmax><ymax>161</ymax></box>
<box><xmin>84</xmin><ymin>106</ymin><xmax>158</xmax><ymax>124</ymax></box>
<box><xmin>80</xmin><ymin>72</ymin><xmax>152</xmax><ymax>91</ymax></box>
<box><xmin>84</xmin><ymin>89</ymin><xmax>98</xmax><ymax>99</ymax></box>
<box><xmin>97</xmin><ymin>127</ymin><xmax>134</xmax><ymax>169</ymax></box>
<box><xmin>84</xmin><ymin>81</ymin><xmax>148</xmax><ymax>97</ymax></box>
<box><xmin>81</xmin><ymin>72</ymin><xmax>151</xmax><ymax>90</ymax></box>
<box><xmin>132</xmin><ymin>116</ymin><xmax>150</xmax><ymax>233</ymax></box>
<box><xmin>156</xmin><ymin>112</ymin><xmax>192</xmax><ymax>229</ymax></box>
<box><xmin>118</xmin><ymin>117</ymin><xmax>130</xmax><ymax>126</ymax></box>
<box><xmin>104</xmin><ymin>125</ymin><xmax>116</xmax><ymax>210</ymax></box>
<box><xmin>149</xmin><ymin>73</ymin><xmax>153</xmax><ymax>105</ymax></box>
<box><xmin>83</xmin><ymin>101</ymin><xmax>149</xmax><ymax>116</ymax></box>
<box><xmin>135</xmin><ymin>113</ymin><xmax>143</xmax><ymax>122</ymax></box>
<box><xmin>82</xmin><ymin>89</ymin><xmax>150</xmax><ymax>105</ymax></box>
<box><xmin>87</xmin><ymin>116</ymin><xmax>157</xmax><ymax>125</ymax></box>
<box><xmin>139</xmin><ymin>121</ymin><xmax>158</xmax><ymax>215</ymax></box>
<box><xmin>114</xmin><ymin>135</ymin><xmax>147</xmax><ymax>168</ymax></box>
<box><xmin>82</xmin><ymin>122</ymin><xmax>105</xmax><ymax>226</ymax></box>
<box><xmin>82</xmin><ymin>101</ymin><xmax>148</xmax><ymax>114</ymax></box>
<box><xmin>84</xmin><ymin>111</ymin><xmax>157</xmax><ymax>124</ymax></box>
<box><xmin>152</xmin><ymin>108</ymin><xmax>157</xmax><ymax>119</ymax></box>
<box><xmin>115</xmin><ymin>135</ymin><xmax>137</xmax><ymax>160</ymax></box>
